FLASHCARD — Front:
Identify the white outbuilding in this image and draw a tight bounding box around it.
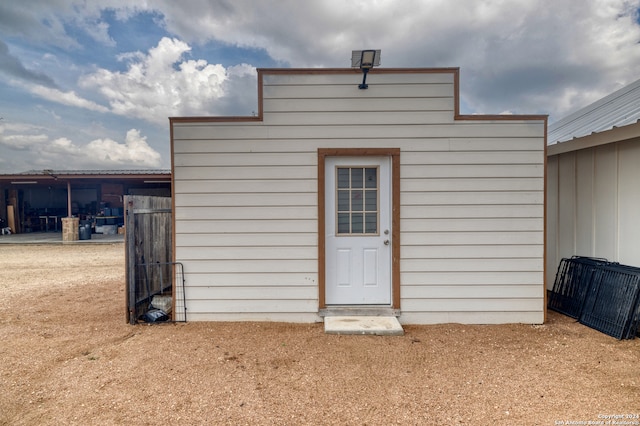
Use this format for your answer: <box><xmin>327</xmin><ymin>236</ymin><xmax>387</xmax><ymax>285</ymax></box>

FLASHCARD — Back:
<box><xmin>170</xmin><ymin>66</ymin><xmax>547</xmax><ymax>324</ymax></box>
<box><xmin>547</xmin><ymin>77</ymin><xmax>640</xmax><ymax>288</ymax></box>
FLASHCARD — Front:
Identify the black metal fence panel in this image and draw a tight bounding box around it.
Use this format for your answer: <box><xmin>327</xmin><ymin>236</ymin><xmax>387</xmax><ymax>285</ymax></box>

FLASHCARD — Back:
<box><xmin>579</xmin><ymin>266</ymin><xmax>640</xmax><ymax>339</ymax></box>
<box><xmin>549</xmin><ymin>256</ymin><xmax>640</xmax><ymax>339</ymax></box>
<box><xmin>548</xmin><ymin>257</ymin><xmax>608</xmax><ymax>319</ymax></box>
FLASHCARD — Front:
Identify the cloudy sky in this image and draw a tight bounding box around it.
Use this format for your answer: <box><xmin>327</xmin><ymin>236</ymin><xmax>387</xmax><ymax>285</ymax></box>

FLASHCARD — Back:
<box><xmin>1</xmin><ymin>0</ymin><xmax>639</xmax><ymax>173</ymax></box>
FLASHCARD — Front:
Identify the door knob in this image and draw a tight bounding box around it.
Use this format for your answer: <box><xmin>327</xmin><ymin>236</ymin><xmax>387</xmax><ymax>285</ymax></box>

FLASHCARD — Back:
<box><xmin>384</xmin><ymin>239</ymin><xmax>390</xmax><ymax>245</ymax></box>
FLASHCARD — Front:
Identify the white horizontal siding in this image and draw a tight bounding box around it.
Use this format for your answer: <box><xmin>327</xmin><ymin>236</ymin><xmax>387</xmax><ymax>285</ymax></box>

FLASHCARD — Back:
<box><xmin>172</xmin><ymin>137</ymin><xmax>540</xmax><ymax>153</ymax></box>
<box><xmin>263</xmin><ymin>111</ymin><xmax>454</xmax><ymax>126</ymax></box>
<box><xmin>175</xmin><ymin>192</ymin><xmax>316</xmax><ymax>207</ymax></box>
<box><xmin>262</xmin><ymin>72</ymin><xmax>454</xmax><ymax>86</ymax></box>
<box><xmin>185</xmin><ymin>286</ymin><xmax>316</xmax><ymax>300</ymax></box>
<box><xmin>401</xmin><ymin>231</ymin><xmax>543</xmax><ymax>245</ymax></box>
<box><xmin>401</xmin><ymin>205</ymin><xmax>543</xmax><ymax>219</ymax></box>
<box><xmin>402</xmin><ymin>178</ymin><xmax>544</xmax><ymax>192</ymax></box>
<box><xmin>174</xmin><ymin>179</ymin><xmax>317</xmax><ymax>194</ymax></box>
<box><xmin>262</xmin><ymin>83</ymin><xmax>454</xmax><ymax>99</ymax></box>
<box><xmin>401</xmin><ymin>298</ymin><xmax>543</xmax><ymax>313</ymax></box>
<box><xmin>174</xmin><ymin>165</ymin><xmax>315</xmax><ymax>180</ymax></box>
<box><xmin>402</xmin><ymin>245</ymin><xmax>543</xmax><ymax>259</ymax></box>
<box><xmin>403</xmin><ymin>284</ymin><xmax>541</xmax><ymax>299</ymax></box>
<box><xmin>402</xmin><ymin>271</ymin><xmax>542</xmax><ymax>285</ymax></box>
<box><xmin>400</xmin><ymin>311</ymin><xmax>544</xmax><ymax>325</ymax></box>
<box><xmin>183</xmin><ymin>273</ymin><xmax>316</xmax><ymax>287</ymax></box>
<box><xmin>402</xmin><ymin>164</ymin><xmax>543</xmax><ymax>178</ymax></box>
<box><xmin>182</xmin><ymin>259</ymin><xmax>316</xmax><ymax>274</ymax></box>
<box><xmin>174</xmin><ymin>152</ymin><xmax>316</xmax><ymax>167</ymax></box>
<box><xmin>175</xmin><ymin>219</ymin><xmax>315</xmax><ymax>234</ymax></box>
<box><xmin>176</xmin><ymin>206</ymin><xmax>316</xmax><ymax>221</ymax></box>
<box><xmin>173</xmin><ymin>70</ymin><xmax>545</xmax><ymax>323</ymax></box>
<box><xmin>172</xmin><ymin>122</ymin><xmax>543</xmax><ymax>140</ymax></box>
<box><xmin>401</xmin><ymin>218</ymin><xmax>544</xmax><ymax>232</ymax></box>
<box><xmin>401</xmin><ymin>258</ymin><xmax>543</xmax><ymax>272</ymax></box>
<box><xmin>402</xmin><ymin>191</ymin><xmax>543</xmax><ymax>205</ymax></box>
<box><xmin>264</xmin><ymin>97</ymin><xmax>454</xmax><ymax>113</ymax></box>
<box><xmin>175</xmin><ymin>233</ymin><xmax>316</xmax><ymax>247</ymax></box>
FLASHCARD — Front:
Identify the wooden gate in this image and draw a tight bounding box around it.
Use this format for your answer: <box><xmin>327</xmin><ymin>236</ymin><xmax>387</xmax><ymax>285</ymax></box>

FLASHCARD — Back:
<box><xmin>124</xmin><ymin>195</ymin><xmax>185</xmax><ymax>324</ymax></box>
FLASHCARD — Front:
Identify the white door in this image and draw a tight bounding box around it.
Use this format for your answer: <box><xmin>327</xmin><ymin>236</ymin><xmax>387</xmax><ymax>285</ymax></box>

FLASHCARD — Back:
<box><xmin>325</xmin><ymin>156</ymin><xmax>392</xmax><ymax>305</ymax></box>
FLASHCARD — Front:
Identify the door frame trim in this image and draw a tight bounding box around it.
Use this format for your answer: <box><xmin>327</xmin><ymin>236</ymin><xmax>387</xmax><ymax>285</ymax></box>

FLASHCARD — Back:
<box><xmin>318</xmin><ymin>148</ymin><xmax>401</xmax><ymax>309</ymax></box>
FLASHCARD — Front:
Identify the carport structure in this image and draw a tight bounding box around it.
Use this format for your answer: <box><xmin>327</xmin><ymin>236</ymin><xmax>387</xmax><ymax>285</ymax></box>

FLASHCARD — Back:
<box><xmin>0</xmin><ymin>169</ymin><xmax>170</xmax><ymax>234</ymax></box>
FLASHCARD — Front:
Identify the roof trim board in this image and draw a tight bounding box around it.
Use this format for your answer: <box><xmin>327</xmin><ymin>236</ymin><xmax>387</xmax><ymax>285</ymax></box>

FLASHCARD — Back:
<box><xmin>547</xmin><ymin>120</ymin><xmax>640</xmax><ymax>156</ymax></box>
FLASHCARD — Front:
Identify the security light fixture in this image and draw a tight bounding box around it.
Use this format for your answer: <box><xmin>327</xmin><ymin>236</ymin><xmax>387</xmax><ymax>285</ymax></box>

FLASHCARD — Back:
<box><xmin>351</xmin><ymin>49</ymin><xmax>381</xmax><ymax>89</ymax></box>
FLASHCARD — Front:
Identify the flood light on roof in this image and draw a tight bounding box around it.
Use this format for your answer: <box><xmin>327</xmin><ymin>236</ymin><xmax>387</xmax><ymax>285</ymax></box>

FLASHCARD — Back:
<box><xmin>351</xmin><ymin>50</ymin><xmax>381</xmax><ymax>90</ymax></box>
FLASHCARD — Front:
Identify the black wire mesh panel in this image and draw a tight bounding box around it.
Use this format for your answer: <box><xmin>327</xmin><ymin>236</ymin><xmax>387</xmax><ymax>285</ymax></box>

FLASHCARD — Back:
<box><xmin>579</xmin><ymin>265</ymin><xmax>640</xmax><ymax>340</ymax></box>
<box><xmin>133</xmin><ymin>262</ymin><xmax>187</xmax><ymax>323</ymax></box>
<box><xmin>548</xmin><ymin>257</ymin><xmax>608</xmax><ymax>319</ymax></box>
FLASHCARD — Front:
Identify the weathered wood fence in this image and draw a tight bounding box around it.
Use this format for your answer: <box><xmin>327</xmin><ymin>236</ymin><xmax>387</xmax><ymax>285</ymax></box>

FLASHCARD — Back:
<box><xmin>124</xmin><ymin>195</ymin><xmax>185</xmax><ymax>324</ymax></box>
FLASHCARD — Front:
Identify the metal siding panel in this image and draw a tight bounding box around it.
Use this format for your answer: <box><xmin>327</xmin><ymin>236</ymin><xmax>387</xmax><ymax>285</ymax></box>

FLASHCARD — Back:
<box><xmin>575</xmin><ymin>149</ymin><xmax>595</xmax><ymax>256</ymax></box>
<box><xmin>593</xmin><ymin>144</ymin><xmax>618</xmax><ymax>260</ymax></box>
<box><xmin>546</xmin><ymin>155</ymin><xmax>559</xmax><ymax>290</ymax></box>
<box><xmin>617</xmin><ymin>140</ymin><xmax>640</xmax><ymax>265</ymax></box>
<box><xmin>557</xmin><ymin>152</ymin><xmax>577</xmax><ymax>259</ymax></box>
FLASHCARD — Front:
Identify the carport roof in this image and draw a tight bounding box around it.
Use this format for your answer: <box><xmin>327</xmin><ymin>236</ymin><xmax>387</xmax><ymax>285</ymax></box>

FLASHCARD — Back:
<box><xmin>548</xmin><ymin>77</ymin><xmax>640</xmax><ymax>145</ymax></box>
<box><xmin>0</xmin><ymin>169</ymin><xmax>171</xmax><ymax>181</ymax></box>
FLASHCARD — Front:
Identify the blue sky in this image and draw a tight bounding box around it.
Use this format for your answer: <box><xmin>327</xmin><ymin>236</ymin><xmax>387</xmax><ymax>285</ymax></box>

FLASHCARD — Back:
<box><xmin>1</xmin><ymin>0</ymin><xmax>640</xmax><ymax>173</ymax></box>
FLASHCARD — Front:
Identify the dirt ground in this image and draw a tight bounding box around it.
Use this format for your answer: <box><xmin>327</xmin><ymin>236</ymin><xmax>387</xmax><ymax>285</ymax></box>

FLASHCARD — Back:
<box><xmin>0</xmin><ymin>244</ymin><xmax>639</xmax><ymax>425</ymax></box>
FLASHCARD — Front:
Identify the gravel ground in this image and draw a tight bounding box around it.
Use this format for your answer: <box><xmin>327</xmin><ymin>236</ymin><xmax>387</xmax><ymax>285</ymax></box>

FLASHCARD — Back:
<box><xmin>0</xmin><ymin>243</ymin><xmax>639</xmax><ymax>425</ymax></box>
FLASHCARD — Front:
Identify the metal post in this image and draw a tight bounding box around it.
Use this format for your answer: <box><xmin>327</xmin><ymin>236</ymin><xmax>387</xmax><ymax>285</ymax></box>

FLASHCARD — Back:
<box><xmin>67</xmin><ymin>181</ymin><xmax>72</xmax><ymax>217</ymax></box>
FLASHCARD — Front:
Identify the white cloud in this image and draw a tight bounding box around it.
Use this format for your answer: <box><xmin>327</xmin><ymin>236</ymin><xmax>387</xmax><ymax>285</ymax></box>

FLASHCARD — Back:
<box><xmin>3</xmin><ymin>1</ymin><xmax>640</xmax><ymax>121</ymax></box>
<box><xmin>79</xmin><ymin>37</ymin><xmax>257</xmax><ymax>124</ymax></box>
<box><xmin>146</xmin><ymin>0</ymin><xmax>640</xmax><ymax>120</ymax></box>
<box><xmin>83</xmin><ymin>129</ymin><xmax>161</xmax><ymax>167</ymax></box>
<box><xmin>0</xmin><ymin>124</ymin><xmax>161</xmax><ymax>169</ymax></box>
<box><xmin>27</xmin><ymin>85</ymin><xmax>110</xmax><ymax>113</ymax></box>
